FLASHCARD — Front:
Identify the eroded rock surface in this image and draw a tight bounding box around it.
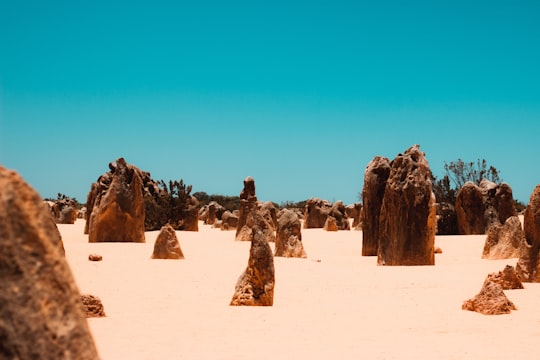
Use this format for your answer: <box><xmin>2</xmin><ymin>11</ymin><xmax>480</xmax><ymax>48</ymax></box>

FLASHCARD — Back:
<box><xmin>0</xmin><ymin>166</ymin><xmax>99</xmax><ymax>359</ymax></box>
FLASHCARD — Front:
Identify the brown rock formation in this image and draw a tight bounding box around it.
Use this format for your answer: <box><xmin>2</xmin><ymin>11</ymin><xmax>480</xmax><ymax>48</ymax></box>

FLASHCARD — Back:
<box><xmin>81</xmin><ymin>294</ymin><xmax>106</xmax><ymax>318</ymax></box>
<box><xmin>199</xmin><ymin>201</ymin><xmax>225</xmax><ymax>225</ymax></box>
<box><xmin>230</xmin><ymin>223</ymin><xmax>275</xmax><ymax>306</ymax></box>
<box><xmin>361</xmin><ymin>156</ymin><xmax>391</xmax><ymax>256</ymax></box>
<box><xmin>516</xmin><ymin>184</ymin><xmax>540</xmax><ymax>282</ymax></box>
<box><xmin>221</xmin><ymin>210</ymin><xmax>239</xmax><ymax>230</ymax></box>
<box><xmin>303</xmin><ymin>198</ymin><xmax>331</xmax><ymax>229</ymax></box>
<box><xmin>436</xmin><ymin>202</ymin><xmax>458</xmax><ymax>235</ymax></box>
<box><xmin>152</xmin><ymin>224</ymin><xmax>185</xmax><ymax>259</ymax></box>
<box><xmin>456</xmin><ymin>180</ymin><xmax>517</xmax><ymax>235</ymax></box>
<box><xmin>456</xmin><ymin>182</ymin><xmax>486</xmax><ymax>235</ymax></box>
<box><xmin>49</xmin><ymin>198</ymin><xmax>78</xmax><ymax>224</ymax></box>
<box><xmin>378</xmin><ymin>145</ymin><xmax>436</xmax><ymax>265</ymax></box>
<box><xmin>88</xmin><ymin>254</ymin><xmax>103</xmax><ymax>261</ymax></box>
<box><xmin>236</xmin><ymin>176</ymin><xmax>259</xmax><ymax>240</ymax></box>
<box><xmin>329</xmin><ymin>201</ymin><xmax>350</xmax><ymax>230</ymax></box>
<box><xmin>178</xmin><ymin>196</ymin><xmax>199</xmax><ymax>231</ymax></box>
<box><xmin>482</xmin><ymin>216</ymin><xmax>525</xmax><ymax>259</ymax></box>
<box><xmin>462</xmin><ymin>281</ymin><xmax>516</xmax><ymax>315</ymax></box>
<box><xmin>88</xmin><ymin>158</ymin><xmax>146</xmax><ymax>243</ymax></box>
<box><xmin>0</xmin><ymin>166</ymin><xmax>99</xmax><ymax>359</ymax></box>
<box><xmin>236</xmin><ymin>206</ymin><xmax>276</xmax><ymax>242</ymax></box>
<box><xmin>494</xmin><ymin>182</ymin><xmax>517</xmax><ymax>224</ymax></box>
<box><xmin>275</xmin><ymin>209</ymin><xmax>307</xmax><ymax>258</ymax></box>
<box><xmin>259</xmin><ymin>201</ymin><xmax>278</xmax><ymax>232</ymax></box>
<box><xmin>323</xmin><ymin>216</ymin><xmax>338</xmax><ymax>231</ymax></box>
<box><xmin>346</xmin><ymin>203</ymin><xmax>363</xmax><ymax>229</ymax></box>
<box><xmin>485</xmin><ymin>265</ymin><xmax>524</xmax><ymax>290</ymax></box>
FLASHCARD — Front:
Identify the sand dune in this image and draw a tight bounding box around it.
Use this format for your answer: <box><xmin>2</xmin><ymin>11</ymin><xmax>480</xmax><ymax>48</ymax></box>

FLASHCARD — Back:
<box><xmin>60</xmin><ymin>220</ymin><xmax>540</xmax><ymax>359</ymax></box>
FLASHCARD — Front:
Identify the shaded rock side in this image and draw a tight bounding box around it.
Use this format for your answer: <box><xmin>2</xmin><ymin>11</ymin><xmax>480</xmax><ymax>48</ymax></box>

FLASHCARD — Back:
<box><xmin>178</xmin><ymin>196</ymin><xmax>199</xmax><ymax>231</ymax></box>
<box><xmin>220</xmin><ymin>210</ymin><xmax>239</xmax><ymax>230</ymax></box>
<box><xmin>329</xmin><ymin>201</ymin><xmax>350</xmax><ymax>230</ymax></box>
<box><xmin>259</xmin><ymin>201</ymin><xmax>278</xmax><ymax>232</ymax></box>
<box><xmin>462</xmin><ymin>281</ymin><xmax>516</xmax><ymax>315</ymax></box>
<box><xmin>378</xmin><ymin>145</ymin><xmax>436</xmax><ymax>265</ymax></box>
<box><xmin>485</xmin><ymin>265</ymin><xmax>524</xmax><ymax>290</ymax></box>
<box><xmin>88</xmin><ymin>158</ymin><xmax>146</xmax><ymax>243</ymax></box>
<box><xmin>361</xmin><ymin>156</ymin><xmax>391</xmax><ymax>256</ymax></box>
<box><xmin>494</xmin><ymin>182</ymin><xmax>517</xmax><ymax>225</ymax></box>
<box><xmin>0</xmin><ymin>166</ymin><xmax>99</xmax><ymax>360</ymax></box>
<box><xmin>482</xmin><ymin>216</ymin><xmax>525</xmax><ymax>259</ymax></box>
<box><xmin>436</xmin><ymin>202</ymin><xmax>458</xmax><ymax>235</ymax></box>
<box><xmin>230</xmin><ymin>226</ymin><xmax>275</xmax><ymax>306</ymax></box>
<box><xmin>152</xmin><ymin>224</ymin><xmax>185</xmax><ymax>259</ymax></box>
<box><xmin>275</xmin><ymin>209</ymin><xmax>307</xmax><ymax>258</ymax></box>
<box><xmin>516</xmin><ymin>184</ymin><xmax>540</xmax><ymax>282</ymax></box>
<box><xmin>456</xmin><ymin>182</ymin><xmax>486</xmax><ymax>235</ymax></box>
<box><xmin>346</xmin><ymin>203</ymin><xmax>363</xmax><ymax>229</ymax></box>
<box><xmin>524</xmin><ymin>184</ymin><xmax>540</xmax><ymax>249</ymax></box>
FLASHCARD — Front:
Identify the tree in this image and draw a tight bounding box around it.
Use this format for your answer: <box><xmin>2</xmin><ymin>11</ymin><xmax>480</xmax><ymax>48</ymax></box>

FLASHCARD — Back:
<box><xmin>144</xmin><ymin>179</ymin><xmax>195</xmax><ymax>231</ymax></box>
<box><xmin>444</xmin><ymin>158</ymin><xmax>501</xmax><ymax>190</ymax></box>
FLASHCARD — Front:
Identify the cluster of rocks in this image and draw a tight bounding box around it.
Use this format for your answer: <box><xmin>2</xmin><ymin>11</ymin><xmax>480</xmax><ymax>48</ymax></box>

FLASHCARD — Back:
<box><xmin>456</xmin><ymin>180</ymin><xmax>516</xmax><ymax>235</ymax></box>
<box><xmin>303</xmin><ymin>198</ymin><xmax>351</xmax><ymax>231</ymax></box>
<box><xmin>361</xmin><ymin>145</ymin><xmax>436</xmax><ymax>265</ymax></box>
<box><xmin>85</xmin><ymin>158</ymin><xmax>201</xmax><ymax>243</ymax></box>
<box><xmin>0</xmin><ymin>166</ymin><xmax>100</xmax><ymax>358</ymax></box>
<box><xmin>462</xmin><ymin>265</ymin><xmax>522</xmax><ymax>315</ymax></box>
<box><xmin>46</xmin><ymin>197</ymin><xmax>79</xmax><ymax>224</ymax></box>
<box><xmin>464</xmin><ymin>184</ymin><xmax>540</xmax><ymax>315</ymax></box>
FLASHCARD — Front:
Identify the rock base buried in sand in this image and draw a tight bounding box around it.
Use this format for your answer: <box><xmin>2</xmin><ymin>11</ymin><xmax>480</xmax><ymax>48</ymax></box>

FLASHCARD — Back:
<box><xmin>462</xmin><ymin>281</ymin><xmax>516</xmax><ymax>315</ymax></box>
<box><xmin>230</xmin><ymin>227</ymin><xmax>275</xmax><ymax>306</ymax></box>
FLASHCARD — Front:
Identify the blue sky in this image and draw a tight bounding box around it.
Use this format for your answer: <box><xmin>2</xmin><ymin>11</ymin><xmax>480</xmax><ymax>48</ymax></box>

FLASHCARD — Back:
<box><xmin>1</xmin><ymin>1</ymin><xmax>539</xmax><ymax>204</ymax></box>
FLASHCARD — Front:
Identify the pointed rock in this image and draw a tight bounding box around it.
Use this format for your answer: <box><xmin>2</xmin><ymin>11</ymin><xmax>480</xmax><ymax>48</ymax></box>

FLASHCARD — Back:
<box><xmin>230</xmin><ymin>225</ymin><xmax>275</xmax><ymax>306</ymax></box>
<box><xmin>87</xmin><ymin>158</ymin><xmax>146</xmax><ymax>243</ymax></box>
<box><xmin>482</xmin><ymin>216</ymin><xmax>525</xmax><ymax>259</ymax></box>
<box><xmin>152</xmin><ymin>224</ymin><xmax>185</xmax><ymax>259</ymax></box>
<box><xmin>275</xmin><ymin>209</ymin><xmax>307</xmax><ymax>258</ymax></box>
<box><xmin>462</xmin><ymin>281</ymin><xmax>516</xmax><ymax>315</ymax></box>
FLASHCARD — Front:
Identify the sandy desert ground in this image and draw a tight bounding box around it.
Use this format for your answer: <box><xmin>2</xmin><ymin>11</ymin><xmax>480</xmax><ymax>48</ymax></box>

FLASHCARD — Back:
<box><xmin>60</xmin><ymin>219</ymin><xmax>540</xmax><ymax>360</ymax></box>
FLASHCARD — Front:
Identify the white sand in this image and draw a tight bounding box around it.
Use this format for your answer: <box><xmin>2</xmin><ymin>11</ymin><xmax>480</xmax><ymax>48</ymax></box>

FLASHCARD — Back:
<box><xmin>60</xmin><ymin>220</ymin><xmax>540</xmax><ymax>360</ymax></box>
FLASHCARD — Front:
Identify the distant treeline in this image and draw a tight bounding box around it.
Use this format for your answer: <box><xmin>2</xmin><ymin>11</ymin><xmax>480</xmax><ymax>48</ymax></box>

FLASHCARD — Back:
<box><xmin>192</xmin><ymin>192</ymin><xmax>306</xmax><ymax>211</ymax></box>
<box><xmin>192</xmin><ymin>192</ymin><xmax>241</xmax><ymax>211</ymax></box>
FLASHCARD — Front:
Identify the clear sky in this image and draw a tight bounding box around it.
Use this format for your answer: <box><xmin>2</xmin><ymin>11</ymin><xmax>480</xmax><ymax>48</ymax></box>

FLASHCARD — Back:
<box><xmin>1</xmin><ymin>0</ymin><xmax>539</xmax><ymax>205</ymax></box>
